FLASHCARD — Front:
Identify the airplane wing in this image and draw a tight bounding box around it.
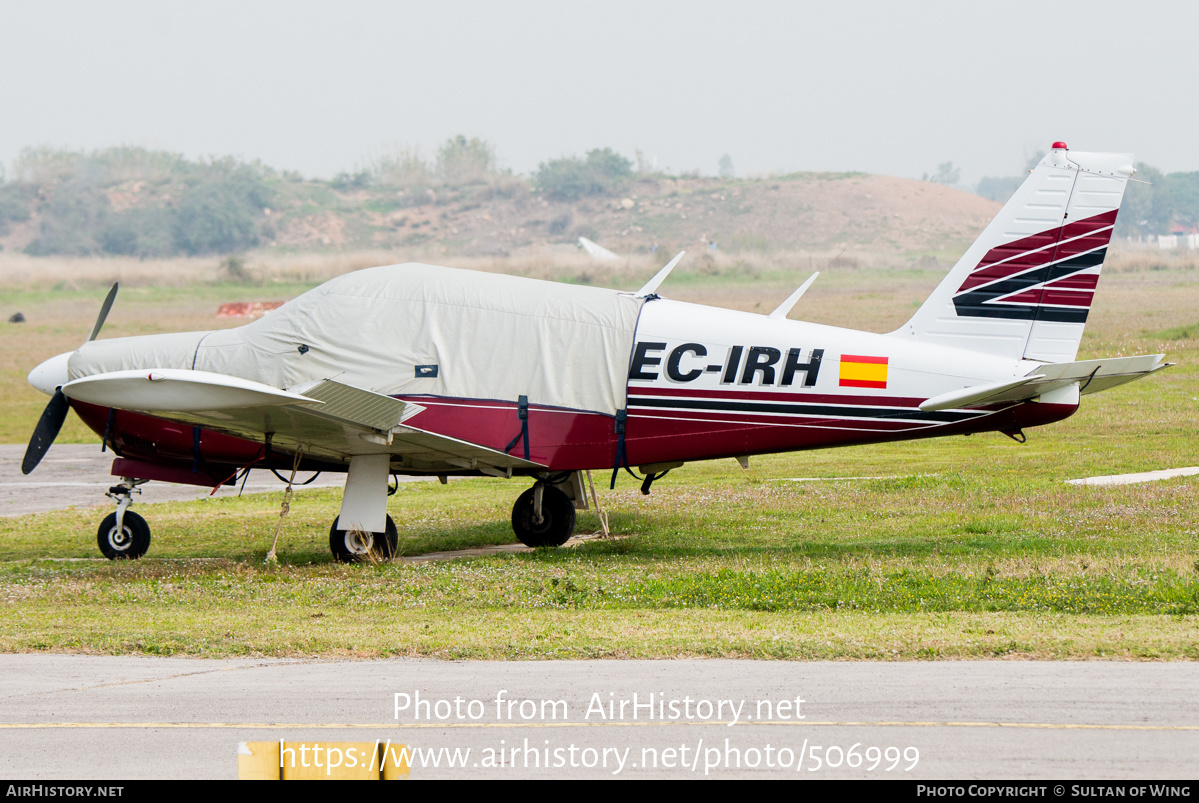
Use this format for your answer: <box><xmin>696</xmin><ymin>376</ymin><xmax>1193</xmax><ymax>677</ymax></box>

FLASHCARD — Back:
<box><xmin>61</xmin><ymin>368</ymin><xmax>545</xmax><ymax>474</ymax></box>
<box><xmin>919</xmin><ymin>354</ymin><xmax>1169</xmax><ymax>412</ymax></box>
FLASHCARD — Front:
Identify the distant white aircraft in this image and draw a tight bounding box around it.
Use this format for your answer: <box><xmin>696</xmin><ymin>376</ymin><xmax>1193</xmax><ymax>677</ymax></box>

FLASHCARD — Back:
<box><xmin>577</xmin><ymin>236</ymin><xmax>622</xmax><ymax>261</ymax></box>
<box><xmin>23</xmin><ymin>143</ymin><xmax>1167</xmax><ymax>561</ymax></box>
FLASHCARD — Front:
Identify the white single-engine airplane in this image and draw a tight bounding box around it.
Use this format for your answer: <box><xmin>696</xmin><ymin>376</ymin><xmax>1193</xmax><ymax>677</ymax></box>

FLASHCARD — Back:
<box><xmin>22</xmin><ymin>144</ymin><xmax>1168</xmax><ymax>561</ymax></box>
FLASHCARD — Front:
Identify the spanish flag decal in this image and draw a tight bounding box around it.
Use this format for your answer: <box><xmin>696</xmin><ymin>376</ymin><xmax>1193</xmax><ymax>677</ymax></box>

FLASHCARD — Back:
<box><xmin>839</xmin><ymin>354</ymin><xmax>889</xmax><ymax>389</ymax></box>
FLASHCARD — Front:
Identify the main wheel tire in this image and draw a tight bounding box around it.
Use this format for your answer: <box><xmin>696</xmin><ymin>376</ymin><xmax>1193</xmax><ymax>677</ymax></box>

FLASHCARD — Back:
<box><xmin>97</xmin><ymin>510</ymin><xmax>151</xmax><ymax>560</ymax></box>
<box><xmin>329</xmin><ymin>514</ymin><xmax>398</xmax><ymax>563</ymax></box>
<box><xmin>511</xmin><ymin>484</ymin><xmax>576</xmax><ymax>547</ymax></box>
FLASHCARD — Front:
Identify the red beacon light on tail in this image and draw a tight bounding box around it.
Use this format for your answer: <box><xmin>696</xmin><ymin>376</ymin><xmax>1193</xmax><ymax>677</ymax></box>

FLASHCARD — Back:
<box><xmin>1051</xmin><ymin>141</ymin><xmax>1069</xmax><ymax>150</ymax></box>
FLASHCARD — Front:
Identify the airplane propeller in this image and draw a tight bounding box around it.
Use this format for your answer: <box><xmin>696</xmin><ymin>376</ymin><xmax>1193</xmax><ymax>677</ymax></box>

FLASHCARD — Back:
<box><xmin>86</xmin><ymin>281</ymin><xmax>119</xmax><ymax>344</ymax></box>
<box><xmin>21</xmin><ymin>282</ymin><xmax>119</xmax><ymax>475</ymax></box>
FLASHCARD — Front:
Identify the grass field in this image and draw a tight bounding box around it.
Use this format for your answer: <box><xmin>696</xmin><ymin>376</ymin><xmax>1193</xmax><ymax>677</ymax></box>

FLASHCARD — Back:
<box><xmin>1</xmin><ymin>251</ymin><xmax>1198</xmax><ymax>660</ymax></box>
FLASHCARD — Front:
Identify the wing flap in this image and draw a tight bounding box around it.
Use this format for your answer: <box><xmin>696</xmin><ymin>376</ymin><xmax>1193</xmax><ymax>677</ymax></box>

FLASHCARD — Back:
<box><xmin>291</xmin><ymin>379</ymin><xmax>420</xmax><ymax>431</ymax></box>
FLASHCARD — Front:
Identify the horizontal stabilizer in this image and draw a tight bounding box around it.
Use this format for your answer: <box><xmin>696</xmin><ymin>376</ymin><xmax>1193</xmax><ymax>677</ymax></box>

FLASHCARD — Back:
<box><xmin>1033</xmin><ymin>353</ymin><xmax>1169</xmax><ymax>395</ymax></box>
<box><xmin>919</xmin><ymin>354</ymin><xmax>1169</xmax><ymax>411</ymax></box>
<box><xmin>919</xmin><ymin>375</ymin><xmax>1046</xmax><ymax>412</ymax></box>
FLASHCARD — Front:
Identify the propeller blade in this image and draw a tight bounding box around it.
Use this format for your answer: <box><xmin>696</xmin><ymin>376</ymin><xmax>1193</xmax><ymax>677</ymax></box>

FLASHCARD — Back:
<box><xmin>21</xmin><ymin>389</ymin><xmax>70</xmax><ymax>475</ymax></box>
<box><xmin>86</xmin><ymin>282</ymin><xmax>119</xmax><ymax>343</ymax></box>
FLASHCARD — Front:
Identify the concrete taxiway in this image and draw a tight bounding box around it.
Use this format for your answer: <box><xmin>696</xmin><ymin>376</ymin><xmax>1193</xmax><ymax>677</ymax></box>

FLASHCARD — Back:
<box><xmin>1</xmin><ymin>656</ymin><xmax>1196</xmax><ymax>779</ymax></box>
<box><xmin>0</xmin><ymin>443</ymin><xmax>417</xmax><ymax>517</ymax></box>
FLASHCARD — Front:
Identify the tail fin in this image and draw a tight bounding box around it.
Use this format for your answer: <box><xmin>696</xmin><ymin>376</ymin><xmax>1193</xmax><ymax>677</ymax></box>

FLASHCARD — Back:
<box><xmin>893</xmin><ymin>144</ymin><xmax>1135</xmax><ymax>363</ymax></box>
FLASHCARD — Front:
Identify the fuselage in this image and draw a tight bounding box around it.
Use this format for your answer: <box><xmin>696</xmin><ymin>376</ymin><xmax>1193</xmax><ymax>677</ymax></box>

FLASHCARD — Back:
<box><xmin>56</xmin><ymin>280</ymin><xmax>1077</xmax><ymax>484</ymax></box>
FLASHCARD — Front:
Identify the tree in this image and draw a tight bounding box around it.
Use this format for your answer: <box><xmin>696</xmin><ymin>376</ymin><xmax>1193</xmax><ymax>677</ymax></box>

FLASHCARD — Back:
<box><xmin>436</xmin><ymin>135</ymin><xmax>496</xmax><ymax>185</ymax></box>
<box><xmin>0</xmin><ymin>183</ymin><xmax>30</xmax><ymax>236</ymax></box>
<box><xmin>1165</xmin><ymin>172</ymin><xmax>1199</xmax><ymax>229</ymax></box>
<box><xmin>925</xmin><ymin>162</ymin><xmax>961</xmax><ymax>186</ymax></box>
<box><xmin>366</xmin><ymin>144</ymin><xmax>432</xmax><ymax>188</ymax></box>
<box><xmin>172</xmin><ymin>163</ymin><xmax>273</xmax><ymax>255</ymax></box>
<box><xmin>24</xmin><ymin>179</ymin><xmax>109</xmax><ymax>255</ymax></box>
<box><xmin>718</xmin><ymin>154</ymin><xmax>735</xmax><ymax>179</ymax></box>
<box><xmin>1115</xmin><ymin>162</ymin><xmax>1167</xmax><ymax>237</ymax></box>
<box><xmin>976</xmin><ymin>175</ymin><xmax>1022</xmax><ymax>203</ymax></box>
<box><xmin>535</xmin><ymin>148</ymin><xmax>633</xmax><ymax>200</ymax></box>
<box><xmin>584</xmin><ymin>147</ymin><xmax>632</xmax><ymax>180</ymax></box>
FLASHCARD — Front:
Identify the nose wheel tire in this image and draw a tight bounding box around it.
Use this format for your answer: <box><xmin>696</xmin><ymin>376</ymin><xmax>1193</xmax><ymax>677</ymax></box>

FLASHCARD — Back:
<box><xmin>97</xmin><ymin>510</ymin><xmax>151</xmax><ymax>560</ymax></box>
<box><xmin>511</xmin><ymin>484</ymin><xmax>575</xmax><ymax>547</ymax></box>
<box><xmin>329</xmin><ymin>514</ymin><xmax>398</xmax><ymax>563</ymax></box>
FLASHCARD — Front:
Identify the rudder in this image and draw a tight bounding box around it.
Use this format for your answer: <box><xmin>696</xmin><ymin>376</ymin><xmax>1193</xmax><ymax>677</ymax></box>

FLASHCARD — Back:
<box><xmin>892</xmin><ymin>144</ymin><xmax>1135</xmax><ymax>363</ymax></box>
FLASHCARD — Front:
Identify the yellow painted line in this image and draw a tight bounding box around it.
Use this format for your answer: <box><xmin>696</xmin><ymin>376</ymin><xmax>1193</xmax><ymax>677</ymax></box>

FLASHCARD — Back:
<box><xmin>2</xmin><ymin>720</ymin><xmax>1197</xmax><ymax>732</ymax></box>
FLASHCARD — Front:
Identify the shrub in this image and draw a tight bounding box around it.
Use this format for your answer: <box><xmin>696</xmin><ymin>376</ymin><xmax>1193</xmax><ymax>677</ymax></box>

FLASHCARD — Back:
<box><xmin>172</xmin><ymin>162</ymin><xmax>273</xmax><ymax>255</ymax></box>
<box><xmin>535</xmin><ymin>148</ymin><xmax>633</xmax><ymax>200</ymax></box>
<box><xmin>12</xmin><ymin>146</ymin><xmax>84</xmax><ymax>184</ymax></box>
<box><xmin>24</xmin><ymin>179</ymin><xmax>109</xmax><ymax>255</ymax></box>
<box><xmin>364</xmin><ymin>144</ymin><xmax>433</xmax><ymax>188</ymax></box>
<box><xmin>436</xmin><ymin>135</ymin><xmax>496</xmax><ymax>185</ymax></box>
<box><xmin>548</xmin><ymin>213</ymin><xmax>572</xmax><ymax>235</ymax></box>
<box><xmin>99</xmin><ymin>207</ymin><xmax>176</xmax><ymax>257</ymax></box>
<box><xmin>0</xmin><ymin>183</ymin><xmax>31</xmax><ymax>236</ymax></box>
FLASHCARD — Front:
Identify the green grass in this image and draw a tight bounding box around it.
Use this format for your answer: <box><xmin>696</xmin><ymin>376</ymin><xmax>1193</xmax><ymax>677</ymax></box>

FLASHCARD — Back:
<box><xmin>1</xmin><ymin>268</ymin><xmax>1198</xmax><ymax>659</ymax></box>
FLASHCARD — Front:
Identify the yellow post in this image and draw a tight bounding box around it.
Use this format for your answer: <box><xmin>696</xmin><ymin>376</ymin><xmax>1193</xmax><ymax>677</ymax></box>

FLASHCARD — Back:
<box><xmin>280</xmin><ymin>741</ymin><xmax>386</xmax><ymax>780</ymax></box>
<box><xmin>381</xmin><ymin>742</ymin><xmax>412</xmax><ymax>780</ymax></box>
<box><xmin>237</xmin><ymin>741</ymin><xmax>280</xmax><ymax>780</ymax></box>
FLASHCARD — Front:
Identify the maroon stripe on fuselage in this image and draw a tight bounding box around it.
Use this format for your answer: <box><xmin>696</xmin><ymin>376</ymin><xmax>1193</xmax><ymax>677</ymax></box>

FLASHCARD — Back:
<box><xmin>66</xmin><ymin>388</ymin><xmax>1078</xmax><ymax>478</ymax></box>
<box><xmin>629</xmin><ymin>407</ymin><xmax>931</xmax><ymax>431</ymax></box>
<box><xmin>628</xmin><ymin>384</ymin><xmax>929</xmax><ymax>408</ymax></box>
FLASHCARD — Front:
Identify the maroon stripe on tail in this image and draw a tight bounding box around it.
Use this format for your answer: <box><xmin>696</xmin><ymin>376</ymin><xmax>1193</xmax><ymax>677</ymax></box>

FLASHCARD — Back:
<box><xmin>1039</xmin><ymin>289</ymin><xmax>1095</xmax><ymax>307</ymax></box>
<box><xmin>957</xmin><ymin>210</ymin><xmax>1118</xmax><ymax>292</ymax></box>
<box><xmin>1047</xmin><ymin>272</ymin><xmax>1100</xmax><ymax>290</ymax></box>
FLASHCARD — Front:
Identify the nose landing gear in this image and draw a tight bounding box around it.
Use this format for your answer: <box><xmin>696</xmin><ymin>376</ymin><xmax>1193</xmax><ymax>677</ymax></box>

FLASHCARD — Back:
<box><xmin>97</xmin><ymin>478</ymin><xmax>150</xmax><ymax>560</ymax></box>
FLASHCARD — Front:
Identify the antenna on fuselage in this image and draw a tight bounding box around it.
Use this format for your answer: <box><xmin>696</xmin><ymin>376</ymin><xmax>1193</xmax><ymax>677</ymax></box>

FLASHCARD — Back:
<box><xmin>767</xmin><ymin>249</ymin><xmax>844</xmax><ymax>319</ymax></box>
<box><xmin>635</xmin><ymin>251</ymin><xmax>685</xmax><ymax>298</ymax></box>
<box><xmin>767</xmin><ymin>271</ymin><xmax>819</xmax><ymax>319</ymax></box>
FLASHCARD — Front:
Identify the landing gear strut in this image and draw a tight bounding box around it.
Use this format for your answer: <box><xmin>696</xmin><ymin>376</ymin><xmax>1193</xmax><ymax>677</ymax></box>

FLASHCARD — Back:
<box><xmin>329</xmin><ymin>514</ymin><xmax>398</xmax><ymax>563</ymax></box>
<box><xmin>97</xmin><ymin>478</ymin><xmax>150</xmax><ymax>560</ymax></box>
<box><xmin>511</xmin><ymin>482</ymin><xmax>575</xmax><ymax>547</ymax></box>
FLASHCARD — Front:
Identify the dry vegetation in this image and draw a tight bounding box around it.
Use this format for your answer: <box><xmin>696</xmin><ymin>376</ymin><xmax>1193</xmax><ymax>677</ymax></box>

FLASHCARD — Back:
<box><xmin>1</xmin><ymin>163</ymin><xmax>1005</xmax><ymax>263</ymax></box>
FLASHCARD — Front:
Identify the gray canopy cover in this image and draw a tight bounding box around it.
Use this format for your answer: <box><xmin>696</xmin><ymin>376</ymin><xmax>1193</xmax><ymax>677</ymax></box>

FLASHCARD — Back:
<box><xmin>70</xmin><ymin>264</ymin><xmax>645</xmax><ymax>416</ymax></box>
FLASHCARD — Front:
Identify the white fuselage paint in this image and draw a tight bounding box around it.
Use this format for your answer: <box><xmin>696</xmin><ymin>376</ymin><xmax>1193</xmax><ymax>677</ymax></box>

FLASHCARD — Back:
<box><xmin>631</xmin><ymin>298</ymin><xmax>1037</xmax><ymax>401</ymax></box>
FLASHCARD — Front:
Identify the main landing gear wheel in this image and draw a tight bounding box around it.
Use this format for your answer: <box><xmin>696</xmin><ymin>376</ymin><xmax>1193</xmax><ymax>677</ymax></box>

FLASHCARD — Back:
<box><xmin>511</xmin><ymin>484</ymin><xmax>575</xmax><ymax>548</ymax></box>
<box><xmin>97</xmin><ymin>510</ymin><xmax>151</xmax><ymax>560</ymax></box>
<box><xmin>329</xmin><ymin>514</ymin><xmax>398</xmax><ymax>563</ymax></box>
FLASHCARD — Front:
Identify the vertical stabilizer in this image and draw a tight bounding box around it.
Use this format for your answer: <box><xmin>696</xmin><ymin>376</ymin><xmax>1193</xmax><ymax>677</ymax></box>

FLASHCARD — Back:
<box><xmin>893</xmin><ymin>145</ymin><xmax>1135</xmax><ymax>362</ymax></box>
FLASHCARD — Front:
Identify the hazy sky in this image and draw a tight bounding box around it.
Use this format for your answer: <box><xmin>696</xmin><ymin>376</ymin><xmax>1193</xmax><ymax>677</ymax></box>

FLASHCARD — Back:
<box><xmin>3</xmin><ymin>0</ymin><xmax>1196</xmax><ymax>186</ymax></box>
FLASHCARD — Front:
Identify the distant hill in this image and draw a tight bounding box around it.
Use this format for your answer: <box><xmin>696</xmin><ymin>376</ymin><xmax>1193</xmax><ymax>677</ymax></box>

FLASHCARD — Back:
<box><xmin>0</xmin><ymin>147</ymin><xmax>1001</xmax><ymax>262</ymax></box>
